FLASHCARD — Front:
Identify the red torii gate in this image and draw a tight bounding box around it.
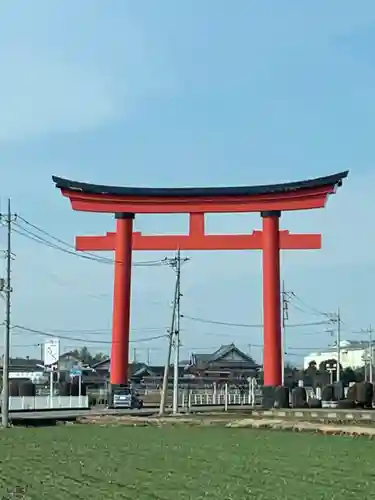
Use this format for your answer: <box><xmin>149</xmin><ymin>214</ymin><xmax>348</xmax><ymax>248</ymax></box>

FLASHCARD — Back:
<box><xmin>52</xmin><ymin>171</ymin><xmax>348</xmax><ymax>390</ymax></box>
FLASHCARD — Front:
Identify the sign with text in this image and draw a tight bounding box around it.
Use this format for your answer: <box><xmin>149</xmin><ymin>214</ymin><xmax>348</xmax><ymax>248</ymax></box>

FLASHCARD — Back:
<box><xmin>43</xmin><ymin>339</ymin><xmax>60</xmax><ymax>367</ymax></box>
<box><xmin>70</xmin><ymin>368</ymin><xmax>82</xmax><ymax>377</ymax></box>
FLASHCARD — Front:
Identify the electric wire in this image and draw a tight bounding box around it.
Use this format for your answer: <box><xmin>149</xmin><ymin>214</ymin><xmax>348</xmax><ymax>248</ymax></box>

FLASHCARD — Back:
<box><xmin>4</xmin><ymin>218</ymin><xmax>361</xmax><ymax>358</ymax></box>
<box><xmin>13</xmin><ymin>223</ymin><xmax>112</xmax><ymax>263</ymax></box>
<box><xmin>287</xmin><ymin>291</ymin><xmax>349</xmax><ymax>331</ymax></box>
<box><xmin>13</xmin><ymin>217</ymin><xmax>166</xmax><ymax>267</ymax></box>
<box><xmin>36</xmin><ymin>326</ymin><xmax>168</xmax><ymax>335</ymax></box>
<box><xmin>288</xmin><ymin>292</ymin><xmax>331</xmax><ymax>318</ymax></box>
<box><xmin>6</xmin><ymin>327</ymin><xmax>344</xmax><ymax>353</ymax></box>
<box><xmin>181</xmin><ymin>314</ymin><xmax>330</xmax><ymax>328</ymax></box>
<box><xmin>11</xmin><ymin>324</ymin><xmax>168</xmax><ymax>344</ymax></box>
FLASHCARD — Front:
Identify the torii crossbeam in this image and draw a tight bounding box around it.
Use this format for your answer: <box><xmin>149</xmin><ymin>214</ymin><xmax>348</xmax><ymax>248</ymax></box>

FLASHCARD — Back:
<box><xmin>52</xmin><ymin>171</ymin><xmax>348</xmax><ymax>392</ymax></box>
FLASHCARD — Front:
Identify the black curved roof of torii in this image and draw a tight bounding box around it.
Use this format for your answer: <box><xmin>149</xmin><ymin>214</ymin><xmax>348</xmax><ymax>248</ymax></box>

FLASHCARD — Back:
<box><xmin>52</xmin><ymin>171</ymin><xmax>348</xmax><ymax>197</ymax></box>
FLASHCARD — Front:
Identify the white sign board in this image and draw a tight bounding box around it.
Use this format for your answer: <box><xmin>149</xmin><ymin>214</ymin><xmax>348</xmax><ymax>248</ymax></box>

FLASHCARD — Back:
<box><xmin>43</xmin><ymin>340</ymin><xmax>60</xmax><ymax>366</ymax></box>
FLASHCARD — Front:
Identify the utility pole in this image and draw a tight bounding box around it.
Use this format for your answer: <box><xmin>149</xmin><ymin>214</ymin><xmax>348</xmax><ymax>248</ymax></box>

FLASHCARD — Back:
<box><xmin>325</xmin><ymin>310</ymin><xmax>341</xmax><ymax>382</ymax></box>
<box><xmin>281</xmin><ymin>281</ymin><xmax>290</xmax><ymax>385</ymax></box>
<box><xmin>159</xmin><ymin>269</ymin><xmax>179</xmax><ymax>416</ymax></box>
<box><xmin>1</xmin><ymin>200</ymin><xmax>14</xmax><ymax>428</ymax></box>
<box><xmin>368</xmin><ymin>326</ymin><xmax>373</xmax><ymax>383</ymax></box>
<box><xmin>336</xmin><ymin>308</ymin><xmax>341</xmax><ymax>382</ymax></box>
<box><xmin>362</xmin><ymin>325</ymin><xmax>374</xmax><ymax>382</ymax></box>
<box><xmin>159</xmin><ymin>250</ymin><xmax>189</xmax><ymax>416</ymax></box>
<box><xmin>329</xmin><ymin>309</ymin><xmax>341</xmax><ymax>382</ymax></box>
<box><xmin>172</xmin><ymin>250</ymin><xmax>181</xmax><ymax>415</ymax></box>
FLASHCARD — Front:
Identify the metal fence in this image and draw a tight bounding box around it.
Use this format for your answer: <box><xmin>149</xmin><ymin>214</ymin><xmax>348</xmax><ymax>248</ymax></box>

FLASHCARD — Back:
<box><xmin>5</xmin><ymin>395</ymin><xmax>89</xmax><ymax>411</ymax></box>
<box><xmin>88</xmin><ymin>379</ymin><xmax>260</xmax><ymax>408</ymax></box>
<box><xmin>179</xmin><ymin>379</ymin><xmax>261</xmax><ymax>410</ymax></box>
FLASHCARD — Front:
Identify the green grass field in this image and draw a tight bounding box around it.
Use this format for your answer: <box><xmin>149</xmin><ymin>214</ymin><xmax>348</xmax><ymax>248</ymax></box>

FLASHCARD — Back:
<box><xmin>0</xmin><ymin>425</ymin><xmax>374</xmax><ymax>499</ymax></box>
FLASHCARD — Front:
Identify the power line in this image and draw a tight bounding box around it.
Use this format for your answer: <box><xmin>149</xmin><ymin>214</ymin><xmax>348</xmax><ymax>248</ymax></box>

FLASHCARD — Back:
<box><xmin>27</xmin><ymin>326</ymin><xmax>168</xmax><ymax>335</ymax></box>
<box><xmin>12</xmin><ymin>217</ymin><xmax>165</xmax><ymax>267</ymax></box>
<box><xmin>7</xmin><ymin>344</ymin><xmax>43</xmax><ymax>349</ymax></box>
<box><xmin>7</xmin><ymin>343</ymin><xmax>164</xmax><ymax>352</ymax></box>
<box><xmin>287</xmin><ymin>293</ymin><xmax>352</xmax><ymax>346</ymax></box>
<box><xmin>287</xmin><ymin>292</ymin><xmax>331</xmax><ymax>318</ymax></box>
<box><xmin>190</xmin><ymin>329</ymin><xmax>331</xmax><ymax>341</ymax></box>
<box><xmin>22</xmin><ymin>266</ymin><xmax>169</xmax><ymax>304</ymax></box>
<box><xmin>13</xmin><ymin>223</ymin><xmax>111</xmax><ymax>264</ymax></box>
<box><xmin>180</xmin><ymin>342</ymin><xmax>341</xmax><ymax>352</ymax></box>
<box><xmin>17</xmin><ymin>216</ymin><xmax>110</xmax><ymax>261</ymax></box>
<box><xmin>6</xmin><ymin>329</ymin><xmax>347</xmax><ymax>354</ymax></box>
<box><xmin>6</xmin><ymin>323</ymin><xmax>336</xmax><ymax>352</ymax></box>
<box><xmin>289</xmin><ymin>301</ymin><xmax>315</xmax><ymax>315</ymax></box>
<box><xmin>13</xmin><ymin>222</ymin><xmax>163</xmax><ymax>266</ymax></box>
<box><xmin>181</xmin><ymin>314</ymin><xmax>330</xmax><ymax>328</ymax></box>
<box><xmin>11</xmin><ymin>324</ymin><xmax>168</xmax><ymax>344</ymax></box>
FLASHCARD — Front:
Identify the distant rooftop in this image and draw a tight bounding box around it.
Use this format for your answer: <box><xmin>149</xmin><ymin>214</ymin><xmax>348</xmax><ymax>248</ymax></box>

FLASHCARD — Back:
<box><xmin>308</xmin><ymin>339</ymin><xmax>370</xmax><ymax>356</ymax></box>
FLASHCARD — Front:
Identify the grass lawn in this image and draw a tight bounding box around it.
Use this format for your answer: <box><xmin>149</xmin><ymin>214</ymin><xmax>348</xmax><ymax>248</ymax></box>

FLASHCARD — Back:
<box><xmin>0</xmin><ymin>425</ymin><xmax>374</xmax><ymax>499</ymax></box>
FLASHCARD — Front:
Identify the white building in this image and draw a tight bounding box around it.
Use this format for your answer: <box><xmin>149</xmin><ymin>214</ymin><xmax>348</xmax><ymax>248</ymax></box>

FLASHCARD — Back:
<box><xmin>304</xmin><ymin>340</ymin><xmax>373</xmax><ymax>371</ymax></box>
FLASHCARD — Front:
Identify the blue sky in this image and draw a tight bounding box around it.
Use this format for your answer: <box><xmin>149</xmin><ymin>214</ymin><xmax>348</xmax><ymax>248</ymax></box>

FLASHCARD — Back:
<box><xmin>1</xmin><ymin>1</ymin><xmax>374</xmax><ymax>366</ymax></box>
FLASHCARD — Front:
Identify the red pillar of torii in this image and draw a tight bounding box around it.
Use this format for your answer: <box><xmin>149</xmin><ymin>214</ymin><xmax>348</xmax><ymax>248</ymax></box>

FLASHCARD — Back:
<box><xmin>53</xmin><ymin>171</ymin><xmax>348</xmax><ymax>389</ymax></box>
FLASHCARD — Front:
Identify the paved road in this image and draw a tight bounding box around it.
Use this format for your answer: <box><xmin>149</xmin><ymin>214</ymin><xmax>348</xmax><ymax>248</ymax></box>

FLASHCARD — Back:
<box><xmin>9</xmin><ymin>407</ymin><xmax>157</xmax><ymax>420</ymax></box>
<box><xmin>9</xmin><ymin>404</ymin><xmax>253</xmax><ymax>421</ymax></box>
<box><xmin>12</xmin><ymin>405</ymin><xmax>374</xmax><ymax>422</ymax></box>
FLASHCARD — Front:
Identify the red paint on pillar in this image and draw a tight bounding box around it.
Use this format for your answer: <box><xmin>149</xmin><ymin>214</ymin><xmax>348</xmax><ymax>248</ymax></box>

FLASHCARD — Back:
<box><xmin>110</xmin><ymin>213</ymin><xmax>134</xmax><ymax>385</ymax></box>
<box><xmin>262</xmin><ymin>211</ymin><xmax>282</xmax><ymax>387</ymax></box>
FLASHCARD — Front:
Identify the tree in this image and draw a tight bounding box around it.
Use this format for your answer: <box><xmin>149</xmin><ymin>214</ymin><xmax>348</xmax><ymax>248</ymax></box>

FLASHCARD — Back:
<box><xmin>342</xmin><ymin>367</ymin><xmax>356</xmax><ymax>385</ymax></box>
<box><xmin>319</xmin><ymin>359</ymin><xmax>342</xmax><ymax>384</ymax></box>
<box><xmin>284</xmin><ymin>363</ymin><xmax>296</xmax><ymax>375</ymax></box>
<box><xmin>306</xmin><ymin>361</ymin><xmax>318</xmax><ymax>387</ymax></box>
<box><xmin>91</xmin><ymin>352</ymin><xmax>108</xmax><ymax>365</ymax></box>
<box><xmin>70</xmin><ymin>347</ymin><xmax>107</xmax><ymax>366</ymax></box>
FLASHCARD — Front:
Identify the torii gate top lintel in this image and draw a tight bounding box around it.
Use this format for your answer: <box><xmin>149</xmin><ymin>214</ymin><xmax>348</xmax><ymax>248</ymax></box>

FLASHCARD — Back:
<box><xmin>52</xmin><ymin>171</ymin><xmax>348</xmax><ymax>214</ymax></box>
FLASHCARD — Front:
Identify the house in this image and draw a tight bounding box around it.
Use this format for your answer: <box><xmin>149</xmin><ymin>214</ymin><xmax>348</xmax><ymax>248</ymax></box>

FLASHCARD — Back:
<box><xmin>303</xmin><ymin>340</ymin><xmax>372</xmax><ymax>371</ymax></box>
<box><xmin>2</xmin><ymin>357</ymin><xmax>43</xmax><ymax>370</ymax></box>
<box><xmin>0</xmin><ymin>352</ymin><xmax>104</xmax><ymax>388</ymax></box>
<box><xmin>0</xmin><ymin>357</ymin><xmax>46</xmax><ymax>383</ymax></box>
<box><xmin>188</xmin><ymin>343</ymin><xmax>260</xmax><ymax>382</ymax></box>
<box><xmin>55</xmin><ymin>351</ymin><xmax>109</xmax><ymax>389</ymax></box>
<box><xmin>90</xmin><ymin>344</ymin><xmax>260</xmax><ymax>387</ymax></box>
<box><xmin>91</xmin><ymin>358</ymin><xmax>146</xmax><ymax>379</ymax></box>
<box><xmin>91</xmin><ymin>359</ymin><xmax>181</xmax><ymax>386</ymax></box>
<box><xmin>131</xmin><ymin>364</ymin><xmax>188</xmax><ymax>386</ymax></box>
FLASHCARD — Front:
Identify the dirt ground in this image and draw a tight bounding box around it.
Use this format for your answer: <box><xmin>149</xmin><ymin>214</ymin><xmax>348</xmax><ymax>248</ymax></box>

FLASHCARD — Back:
<box><xmin>77</xmin><ymin>413</ymin><xmax>375</xmax><ymax>437</ymax></box>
